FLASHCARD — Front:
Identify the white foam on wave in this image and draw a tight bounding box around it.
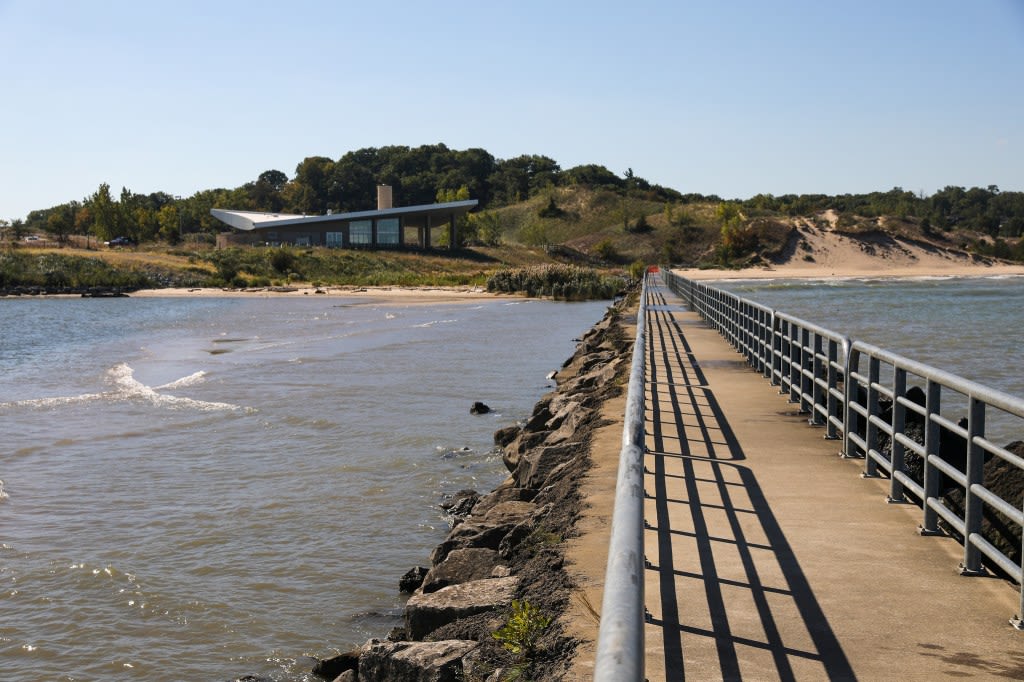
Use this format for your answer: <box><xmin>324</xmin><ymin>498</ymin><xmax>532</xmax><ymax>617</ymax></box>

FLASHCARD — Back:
<box><xmin>0</xmin><ymin>364</ymin><xmax>243</xmax><ymax>412</ymax></box>
<box><xmin>155</xmin><ymin>371</ymin><xmax>208</xmax><ymax>390</ymax></box>
<box><xmin>412</xmin><ymin>319</ymin><xmax>457</xmax><ymax>328</ymax></box>
<box><xmin>107</xmin><ymin>364</ymin><xmax>241</xmax><ymax>411</ymax></box>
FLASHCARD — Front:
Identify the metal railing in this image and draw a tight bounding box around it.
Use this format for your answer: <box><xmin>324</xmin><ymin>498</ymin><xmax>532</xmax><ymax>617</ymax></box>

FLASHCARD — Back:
<box><xmin>664</xmin><ymin>271</ymin><xmax>1024</xmax><ymax>629</ymax></box>
<box><xmin>594</xmin><ymin>273</ymin><xmax>648</xmax><ymax>680</ymax></box>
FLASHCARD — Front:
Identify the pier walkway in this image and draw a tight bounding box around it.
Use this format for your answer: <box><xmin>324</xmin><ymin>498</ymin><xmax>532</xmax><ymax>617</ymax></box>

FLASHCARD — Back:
<box><xmin>640</xmin><ymin>275</ymin><xmax>1022</xmax><ymax>681</ymax></box>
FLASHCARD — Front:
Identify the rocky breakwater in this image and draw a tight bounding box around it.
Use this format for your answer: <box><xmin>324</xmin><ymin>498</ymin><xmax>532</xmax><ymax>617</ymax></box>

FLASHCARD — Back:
<box><xmin>311</xmin><ymin>291</ymin><xmax>636</xmax><ymax>682</ymax></box>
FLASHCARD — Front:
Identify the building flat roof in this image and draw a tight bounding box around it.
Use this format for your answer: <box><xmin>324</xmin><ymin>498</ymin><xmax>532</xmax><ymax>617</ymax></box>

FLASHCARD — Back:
<box><xmin>211</xmin><ymin>199</ymin><xmax>478</xmax><ymax>232</ymax></box>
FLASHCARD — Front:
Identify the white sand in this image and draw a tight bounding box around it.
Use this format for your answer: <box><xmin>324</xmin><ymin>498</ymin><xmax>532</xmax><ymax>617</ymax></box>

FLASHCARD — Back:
<box><xmin>677</xmin><ymin>224</ymin><xmax>1024</xmax><ymax>281</ymax></box>
<box><xmin>130</xmin><ymin>284</ymin><xmax>526</xmax><ymax>304</ymax></box>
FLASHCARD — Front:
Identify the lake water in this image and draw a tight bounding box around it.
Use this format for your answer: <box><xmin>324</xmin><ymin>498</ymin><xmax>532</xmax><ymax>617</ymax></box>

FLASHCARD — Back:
<box><xmin>0</xmin><ymin>294</ymin><xmax>609</xmax><ymax>681</ymax></box>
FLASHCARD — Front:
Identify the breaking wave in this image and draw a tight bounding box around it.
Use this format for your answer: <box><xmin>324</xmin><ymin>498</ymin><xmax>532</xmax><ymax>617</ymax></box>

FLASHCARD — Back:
<box><xmin>0</xmin><ymin>364</ymin><xmax>243</xmax><ymax>412</ymax></box>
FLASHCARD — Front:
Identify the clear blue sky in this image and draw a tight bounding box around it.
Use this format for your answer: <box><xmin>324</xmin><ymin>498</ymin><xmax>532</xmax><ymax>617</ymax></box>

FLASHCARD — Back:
<box><xmin>1</xmin><ymin>0</ymin><xmax>1022</xmax><ymax>221</ymax></box>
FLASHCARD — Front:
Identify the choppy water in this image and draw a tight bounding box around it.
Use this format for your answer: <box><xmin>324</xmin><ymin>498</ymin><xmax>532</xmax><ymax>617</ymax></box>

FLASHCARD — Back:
<box><xmin>0</xmin><ymin>294</ymin><xmax>609</xmax><ymax>681</ymax></box>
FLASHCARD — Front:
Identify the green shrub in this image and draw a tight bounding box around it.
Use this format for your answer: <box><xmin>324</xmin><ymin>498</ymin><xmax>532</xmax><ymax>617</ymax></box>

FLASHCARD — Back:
<box><xmin>492</xmin><ymin>600</ymin><xmax>552</xmax><ymax>661</ymax></box>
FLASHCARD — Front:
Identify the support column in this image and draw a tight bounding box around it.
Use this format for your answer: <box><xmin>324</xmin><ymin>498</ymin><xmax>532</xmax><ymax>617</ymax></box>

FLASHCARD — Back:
<box><xmin>423</xmin><ymin>216</ymin><xmax>431</xmax><ymax>249</ymax></box>
<box><xmin>449</xmin><ymin>213</ymin><xmax>457</xmax><ymax>249</ymax></box>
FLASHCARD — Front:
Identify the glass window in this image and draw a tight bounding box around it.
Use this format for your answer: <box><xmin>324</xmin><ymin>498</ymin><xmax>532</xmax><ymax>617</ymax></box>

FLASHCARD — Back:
<box><xmin>350</xmin><ymin>220</ymin><xmax>372</xmax><ymax>245</ymax></box>
<box><xmin>326</xmin><ymin>231</ymin><xmax>343</xmax><ymax>248</ymax></box>
<box><xmin>376</xmin><ymin>218</ymin><xmax>400</xmax><ymax>245</ymax></box>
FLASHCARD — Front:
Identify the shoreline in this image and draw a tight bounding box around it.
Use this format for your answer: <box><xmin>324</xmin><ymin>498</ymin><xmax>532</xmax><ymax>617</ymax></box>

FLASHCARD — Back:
<box><xmin>128</xmin><ymin>284</ymin><xmax>527</xmax><ymax>304</ymax></box>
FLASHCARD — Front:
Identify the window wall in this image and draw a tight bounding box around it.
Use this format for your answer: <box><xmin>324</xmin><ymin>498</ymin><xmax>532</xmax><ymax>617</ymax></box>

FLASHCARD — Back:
<box><xmin>376</xmin><ymin>218</ymin><xmax>400</xmax><ymax>245</ymax></box>
<box><xmin>350</xmin><ymin>220</ymin><xmax>372</xmax><ymax>245</ymax></box>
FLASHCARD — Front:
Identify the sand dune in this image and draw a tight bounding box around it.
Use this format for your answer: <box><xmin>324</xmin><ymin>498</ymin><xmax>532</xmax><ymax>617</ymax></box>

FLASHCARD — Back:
<box><xmin>679</xmin><ymin>218</ymin><xmax>1024</xmax><ymax>281</ymax></box>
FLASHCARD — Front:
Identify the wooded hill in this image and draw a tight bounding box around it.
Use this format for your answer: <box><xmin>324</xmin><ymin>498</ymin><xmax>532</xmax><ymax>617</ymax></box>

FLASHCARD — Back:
<box><xmin>4</xmin><ymin>143</ymin><xmax>1024</xmax><ymax>270</ymax></box>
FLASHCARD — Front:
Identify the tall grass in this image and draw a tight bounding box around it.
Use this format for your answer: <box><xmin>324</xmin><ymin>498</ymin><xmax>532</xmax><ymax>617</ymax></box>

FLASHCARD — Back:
<box><xmin>486</xmin><ymin>264</ymin><xmax>623</xmax><ymax>300</ymax></box>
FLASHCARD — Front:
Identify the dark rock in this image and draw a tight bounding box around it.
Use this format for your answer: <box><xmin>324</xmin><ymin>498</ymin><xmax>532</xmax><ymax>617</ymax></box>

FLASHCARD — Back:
<box><xmin>311</xmin><ymin>650</ymin><xmax>358</xmax><ymax>680</ymax></box>
<box><xmin>440</xmin><ymin>489</ymin><xmax>480</xmax><ymax>520</ymax></box>
<box><xmin>524</xmin><ymin>400</ymin><xmax>555</xmax><ymax>432</ymax></box>
<box><xmin>498</xmin><ymin>519</ymin><xmax>536</xmax><ymax>559</ymax></box>
<box><xmin>470</xmin><ymin>402</ymin><xmax>490</xmax><ymax>415</ymax></box>
<box><xmin>405</xmin><ymin>577</ymin><xmax>518</xmax><ymax>640</ymax></box>
<box><xmin>492</xmin><ymin>424</ymin><xmax>520</xmax><ymax>447</ymax></box>
<box><xmin>429</xmin><ymin>522</ymin><xmax>516</xmax><ymax>565</ymax></box>
<box><xmin>358</xmin><ymin>639</ymin><xmax>478</xmax><ymax>682</ymax></box>
<box><xmin>400</xmin><ymin>566</ymin><xmax>429</xmax><ymax>593</ymax></box>
<box><xmin>421</xmin><ymin>548</ymin><xmax>503</xmax><ymax>593</ymax></box>
<box><xmin>501</xmin><ymin>429</ymin><xmax>551</xmax><ymax>472</ymax></box>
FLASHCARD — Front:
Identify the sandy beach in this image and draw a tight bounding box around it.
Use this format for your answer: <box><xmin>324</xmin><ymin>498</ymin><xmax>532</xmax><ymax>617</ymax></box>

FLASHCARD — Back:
<box><xmin>676</xmin><ymin>224</ymin><xmax>1024</xmax><ymax>281</ymax></box>
<box><xmin>129</xmin><ymin>284</ymin><xmax>526</xmax><ymax>304</ymax></box>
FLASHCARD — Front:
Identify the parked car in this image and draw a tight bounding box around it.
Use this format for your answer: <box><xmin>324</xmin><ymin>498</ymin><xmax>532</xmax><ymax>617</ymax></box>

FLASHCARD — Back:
<box><xmin>24</xmin><ymin>235</ymin><xmax>40</xmax><ymax>241</ymax></box>
<box><xmin>105</xmin><ymin>236</ymin><xmax>134</xmax><ymax>247</ymax></box>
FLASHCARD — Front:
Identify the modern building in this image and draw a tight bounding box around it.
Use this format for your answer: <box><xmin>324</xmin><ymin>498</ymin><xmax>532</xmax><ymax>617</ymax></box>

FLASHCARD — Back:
<box><xmin>210</xmin><ymin>185</ymin><xmax>477</xmax><ymax>249</ymax></box>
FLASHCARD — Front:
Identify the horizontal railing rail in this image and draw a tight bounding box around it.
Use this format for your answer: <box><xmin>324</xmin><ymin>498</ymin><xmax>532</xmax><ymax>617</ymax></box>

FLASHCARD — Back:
<box><xmin>594</xmin><ymin>272</ymin><xmax>649</xmax><ymax>679</ymax></box>
<box><xmin>663</xmin><ymin>271</ymin><xmax>1024</xmax><ymax>629</ymax></box>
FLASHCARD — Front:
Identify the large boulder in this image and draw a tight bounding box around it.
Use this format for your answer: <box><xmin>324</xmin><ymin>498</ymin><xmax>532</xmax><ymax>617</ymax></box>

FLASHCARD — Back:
<box><xmin>440</xmin><ymin>489</ymin><xmax>480</xmax><ymax>524</ymax></box>
<box><xmin>501</xmin><ymin>429</ymin><xmax>551</xmax><ymax>472</ymax></box>
<box><xmin>476</xmin><ymin>500</ymin><xmax>537</xmax><ymax>527</ymax></box>
<box><xmin>358</xmin><ymin>639</ymin><xmax>479</xmax><ymax>682</ymax></box>
<box><xmin>467</xmin><ymin>485</ymin><xmax>537</xmax><ymax>519</ymax></box>
<box><xmin>405</xmin><ymin>576</ymin><xmax>519</xmax><ymax>640</ymax></box>
<box><xmin>544</xmin><ymin>406</ymin><xmax>592</xmax><ymax>445</ymax></box>
<box><xmin>514</xmin><ymin>442</ymin><xmax>582</xmax><ymax>490</ymax></box>
<box><xmin>429</xmin><ymin>522</ymin><xmax>516</xmax><ymax>565</ymax></box>
<box><xmin>421</xmin><ymin>548</ymin><xmax>503</xmax><ymax>593</ymax></box>
<box><xmin>492</xmin><ymin>424</ymin><xmax>521</xmax><ymax>447</ymax></box>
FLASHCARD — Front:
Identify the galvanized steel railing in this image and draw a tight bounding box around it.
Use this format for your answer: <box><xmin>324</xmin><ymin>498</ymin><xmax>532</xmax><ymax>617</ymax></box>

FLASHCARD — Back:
<box><xmin>664</xmin><ymin>271</ymin><xmax>1024</xmax><ymax>629</ymax></box>
<box><xmin>594</xmin><ymin>273</ymin><xmax>648</xmax><ymax>679</ymax></box>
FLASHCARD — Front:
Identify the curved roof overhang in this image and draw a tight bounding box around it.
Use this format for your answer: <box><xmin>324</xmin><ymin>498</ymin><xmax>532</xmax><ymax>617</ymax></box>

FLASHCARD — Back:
<box><xmin>211</xmin><ymin>199</ymin><xmax>478</xmax><ymax>232</ymax></box>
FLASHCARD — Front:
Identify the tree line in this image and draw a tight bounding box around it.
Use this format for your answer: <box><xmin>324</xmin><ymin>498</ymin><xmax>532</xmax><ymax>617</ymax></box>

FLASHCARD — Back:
<box><xmin>8</xmin><ymin>143</ymin><xmax>1024</xmax><ymax>245</ymax></box>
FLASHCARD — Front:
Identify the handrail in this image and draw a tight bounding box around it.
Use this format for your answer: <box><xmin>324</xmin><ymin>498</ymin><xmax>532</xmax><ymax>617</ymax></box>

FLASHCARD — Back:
<box><xmin>594</xmin><ymin>272</ymin><xmax>649</xmax><ymax>679</ymax></box>
<box><xmin>663</xmin><ymin>271</ymin><xmax>1024</xmax><ymax>629</ymax></box>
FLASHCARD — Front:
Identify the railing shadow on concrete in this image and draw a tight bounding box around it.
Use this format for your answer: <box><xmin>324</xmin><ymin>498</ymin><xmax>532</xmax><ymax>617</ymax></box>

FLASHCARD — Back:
<box><xmin>642</xmin><ymin>282</ymin><xmax>855</xmax><ymax>680</ymax></box>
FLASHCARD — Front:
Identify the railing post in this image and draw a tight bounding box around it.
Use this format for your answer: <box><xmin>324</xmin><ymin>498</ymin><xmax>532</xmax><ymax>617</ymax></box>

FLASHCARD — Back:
<box><xmin>1015</xmin><ymin>508</ymin><xmax>1024</xmax><ymax>629</ymax></box>
<box><xmin>920</xmin><ymin>380</ymin><xmax>942</xmax><ymax>534</ymax></box>
<box><xmin>842</xmin><ymin>347</ymin><xmax>860</xmax><ymax>459</ymax></box>
<box><xmin>864</xmin><ymin>357</ymin><xmax>881</xmax><ymax>477</ymax></box>
<box><xmin>889</xmin><ymin>367</ymin><xmax>907</xmax><ymax>503</ymax></box>
<box><xmin>788</xmin><ymin>322</ymin><xmax>801</xmax><ymax>403</ymax></box>
<box><xmin>771</xmin><ymin>314</ymin><xmax>782</xmax><ymax>387</ymax></box>
<box><xmin>960</xmin><ymin>396</ymin><xmax>987</xmax><ymax>575</ymax></box>
<box><xmin>809</xmin><ymin>334</ymin><xmax>823</xmax><ymax>425</ymax></box>
<box><xmin>825</xmin><ymin>338</ymin><xmax>841</xmax><ymax>439</ymax></box>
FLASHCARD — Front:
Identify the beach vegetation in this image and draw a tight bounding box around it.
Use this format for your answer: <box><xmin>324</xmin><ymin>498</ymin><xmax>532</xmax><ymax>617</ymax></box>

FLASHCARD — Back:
<box><xmin>486</xmin><ymin>264</ymin><xmax>623</xmax><ymax>300</ymax></box>
<box><xmin>492</xmin><ymin>599</ymin><xmax>552</xmax><ymax>662</ymax></box>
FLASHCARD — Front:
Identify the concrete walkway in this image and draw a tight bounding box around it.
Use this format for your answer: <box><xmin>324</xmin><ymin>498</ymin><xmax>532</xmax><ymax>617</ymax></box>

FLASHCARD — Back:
<box><xmin>641</xmin><ymin>275</ymin><xmax>1022</xmax><ymax>681</ymax></box>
